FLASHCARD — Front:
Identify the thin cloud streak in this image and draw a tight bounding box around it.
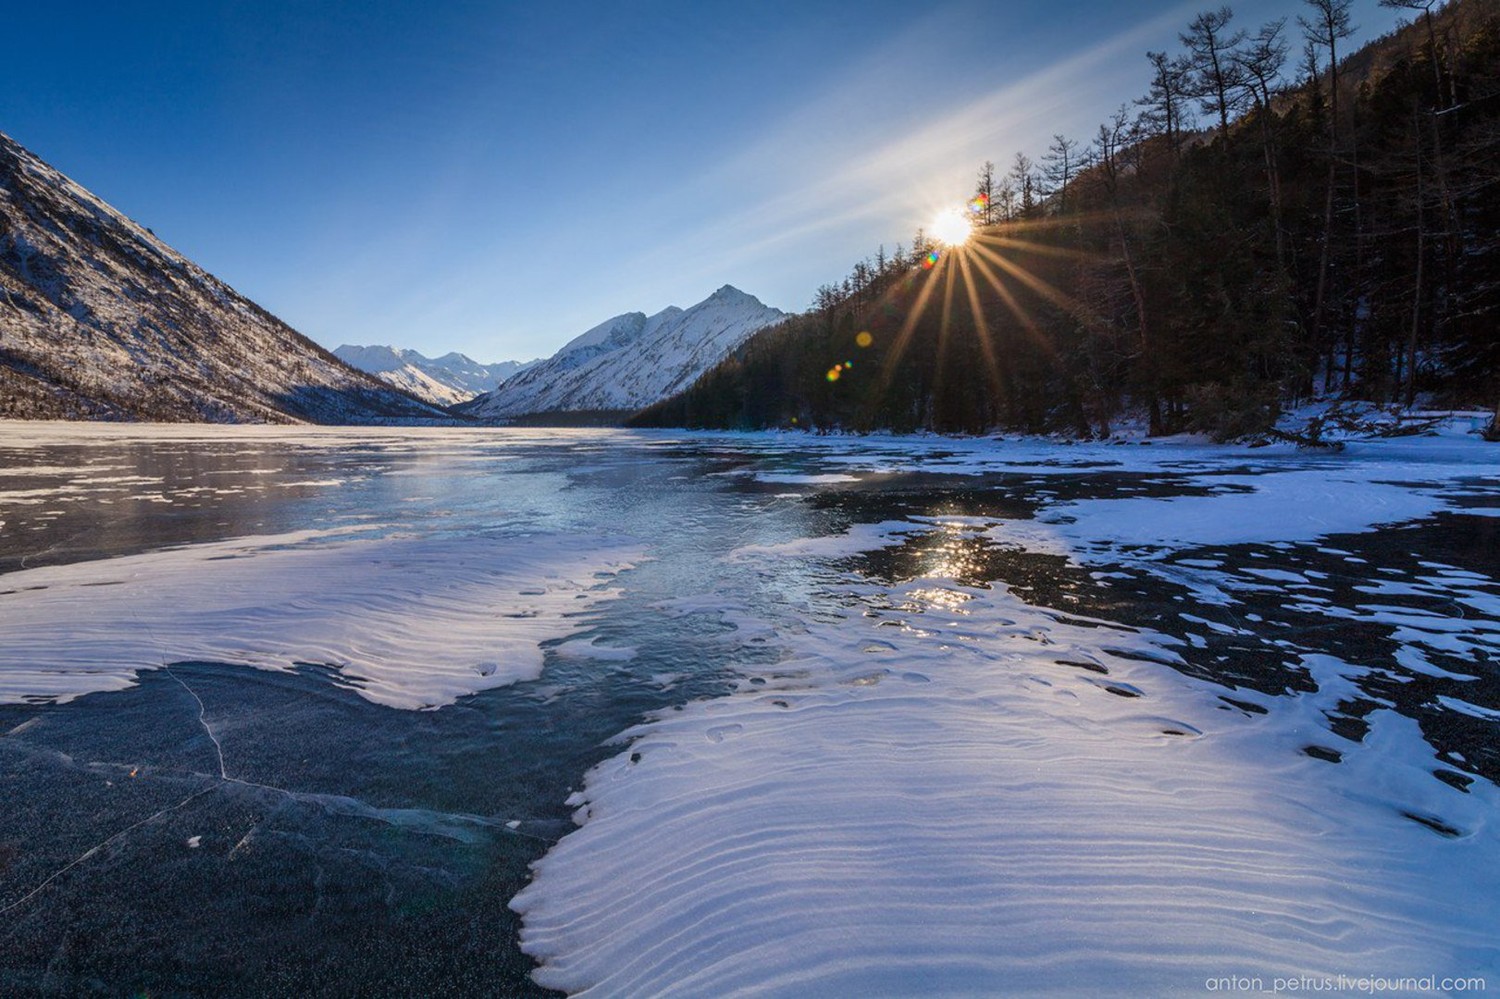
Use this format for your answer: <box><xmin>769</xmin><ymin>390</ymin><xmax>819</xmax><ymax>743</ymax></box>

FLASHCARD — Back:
<box><xmin>610</xmin><ymin>4</ymin><xmax>1198</xmax><ymax>301</ymax></box>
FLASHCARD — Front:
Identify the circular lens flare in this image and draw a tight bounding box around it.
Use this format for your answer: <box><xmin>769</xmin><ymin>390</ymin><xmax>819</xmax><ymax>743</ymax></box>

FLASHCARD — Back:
<box><xmin>930</xmin><ymin>207</ymin><xmax>972</xmax><ymax>247</ymax></box>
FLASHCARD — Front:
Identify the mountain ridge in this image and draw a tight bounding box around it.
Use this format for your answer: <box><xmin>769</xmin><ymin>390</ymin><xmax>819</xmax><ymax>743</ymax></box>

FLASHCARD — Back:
<box><xmin>333</xmin><ymin>344</ymin><xmax>539</xmax><ymax>406</ymax></box>
<box><xmin>0</xmin><ymin>130</ymin><xmax>447</xmax><ymax>424</ymax></box>
<box><xmin>462</xmin><ymin>285</ymin><xmax>785</xmax><ymax>420</ymax></box>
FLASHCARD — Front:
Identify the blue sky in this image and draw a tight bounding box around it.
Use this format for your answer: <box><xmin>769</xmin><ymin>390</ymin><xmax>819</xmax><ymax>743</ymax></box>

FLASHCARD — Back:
<box><xmin>1</xmin><ymin>0</ymin><xmax>1407</xmax><ymax>361</ymax></box>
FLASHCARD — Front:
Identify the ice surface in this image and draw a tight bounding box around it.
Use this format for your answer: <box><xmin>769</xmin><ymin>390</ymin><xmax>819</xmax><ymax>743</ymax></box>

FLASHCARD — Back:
<box><xmin>3</xmin><ymin>422</ymin><xmax>1497</xmax><ymax>995</ymax></box>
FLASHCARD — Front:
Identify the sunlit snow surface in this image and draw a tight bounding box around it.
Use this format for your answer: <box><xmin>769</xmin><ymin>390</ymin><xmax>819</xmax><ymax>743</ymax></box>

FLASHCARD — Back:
<box><xmin>1</xmin><ymin>421</ymin><xmax>1498</xmax><ymax>996</ymax></box>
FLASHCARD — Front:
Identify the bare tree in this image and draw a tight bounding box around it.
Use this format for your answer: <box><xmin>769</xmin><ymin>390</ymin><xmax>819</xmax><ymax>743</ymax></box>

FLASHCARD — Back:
<box><xmin>1093</xmin><ymin>106</ymin><xmax>1158</xmax><ymax>431</ymax></box>
<box><xmin>973</xmin><ymin>161</ymin><xmax>999</xmax><ymax>227</ymax></box>
<box><xmin>911</xmin><ymin>228</ymin><xmax>932</xmax><ymax>260</ymax></box>
<box><xmin>1381</xmin><ymin>0</ymin><xmax>1460</xmax><ymax>265</ymax></box>
<box><xmin>1009</xmin><ymin>152</ymin><xmax>1038</xmax><ymax>215</ymax></box>
<box><xmin>996</xmin><ymin>180</ymin><xmax>1018</xmax><ymax>222</ymax></box>
<box><xmin>1042</xmin><ymin>134</ymin><xmax>1081</xmax><ymax>212</ymax></box>
<box><xmin>1404</xmin><ymin>98</ymin><xmax>1427</xmax><ymax>407</ymax></box>
<box><xmin>1299</xmin><ymin>0</ymin><xmax>1355</xmax><ymax>144</ymax></box>
<box><xmin>1181</xmin><ymin>6</ymin><xmax>1248</xmax><ymax>139</ymax></box>
<box><xmin>1238</xmin><ymin>19</ymin><xmax>1289</xmax><ymax>114</ymax></box>
<box><xmin>1236</xmin><ymin>19</ymin><xmax>1290</xmax><ymax>269</ymax></box>
<box><xmin>1137</xmin><ymin>50</ymin><xmax>1195</xmax><ymax>156</ymax></box>
<box><xmin>1301</xmin><ymin>0</ymin><xmax>1355</xmax><ymax>386</ymax></box>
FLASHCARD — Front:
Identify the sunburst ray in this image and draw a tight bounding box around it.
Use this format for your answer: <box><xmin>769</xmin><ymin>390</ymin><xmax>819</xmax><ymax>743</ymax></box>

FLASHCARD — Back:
<box><xmin>970</xmin><ymin>241</ymin><xmax>1099</xmax><ymax>331</ymax></box>
<box><xmin>955</xmin><ymin>251</ymin><xmax>1005</xmax><ymax>412</ymax></box>
<box><xmin>877</xmin><ymin>251</ymin><xmax>948</xmax><ymax>396</ymax></box>
<box><xmin>966</xmin><ymin>249</ymin><xmax>1059</xmax><ymax>361</ymax></box>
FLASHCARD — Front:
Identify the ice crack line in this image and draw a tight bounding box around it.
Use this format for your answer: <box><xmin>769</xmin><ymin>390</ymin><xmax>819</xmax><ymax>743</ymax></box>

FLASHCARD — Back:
<box><xmin>16</xmin><ymin>523</ymin><xmax>92</xmax><ymax>571</ymax></box>
<box><xmin>0</xmin><ymin>785</ymin><xmax>215</xmax><ymax>920</ymax></box>
<box><xmin>161</xmin><ymin>664</ymin><xmax>228</xmax><ymax>781</ymax></box>
<box><xmin>133</xmin><ymin>608</ymin><xmax>229</xmax><ymax>781</ymax></box>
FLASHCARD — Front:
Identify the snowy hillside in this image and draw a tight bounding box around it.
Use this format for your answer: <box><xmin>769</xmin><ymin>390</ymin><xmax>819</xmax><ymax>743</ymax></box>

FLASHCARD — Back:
<box><xmin>462</xmin><ymin>285</ymin><xmax>785</xmax><ymax>419</ymax></box>
<box><xmin>0</xmin><ymin>130</ymin><xmax>446</xmax><ymax>423</ymax></box>
<box><xmin>334</xmin><ymin>344</ymin><xmax>538</xmax><ymax>406</ymax></box>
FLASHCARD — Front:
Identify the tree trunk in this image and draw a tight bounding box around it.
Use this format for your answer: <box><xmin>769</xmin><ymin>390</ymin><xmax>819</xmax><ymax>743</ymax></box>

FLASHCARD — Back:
<box><xmin>1256</xmin><ymin>98</ymin><xmax>1287</xmax><ymax>274</ymax></box>
<box><xmin>1406</xmin><ymin>122</ymin><xmax>1426</xmax><ymax>410</ymax></box>
<box><xmin>1312</xmin><ymin>162</ymin><xmax>1337</xmax><ymax>393</ymax></box>
<box><xmin>1405</xmin><ymin>236</ymin><xmax>1424</xmax><ymax>408</ymax></box>
<box><xmin>1113</xmin><ymin>209</ymin><xmax>1158</xmax><ymax>434</ymax></box>
<box><xmin>1312</xmin><ymin>31</ymin><xmax>1343</xmax><ymax>398</ymax></box>
<box><xmin>1420</xmin><ymin>9</ymin><xmax>1461</xmax><ymax>333</ymax></box>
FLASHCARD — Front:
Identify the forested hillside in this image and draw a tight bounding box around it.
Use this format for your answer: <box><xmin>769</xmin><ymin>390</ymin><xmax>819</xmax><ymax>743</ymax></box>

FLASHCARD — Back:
<box><xmin>634</xmin><ymin>0</ymin><xmax>1500</xmax><ymax>438</ymax></box>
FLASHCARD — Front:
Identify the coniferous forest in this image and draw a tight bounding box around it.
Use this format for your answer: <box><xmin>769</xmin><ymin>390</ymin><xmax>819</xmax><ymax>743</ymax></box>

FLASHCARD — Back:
<box><xmin>634</xmin><ymin>0</ymin><xmax>1500</xmax><ymax>438</ymax></box>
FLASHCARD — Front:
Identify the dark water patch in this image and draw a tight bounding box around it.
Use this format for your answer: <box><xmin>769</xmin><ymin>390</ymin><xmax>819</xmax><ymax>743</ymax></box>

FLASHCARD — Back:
<box><xmin>1400</xmin><ymin>810</ymin><xmax>1464</xmax><ymax>838</ymax></box>
<box><xmin>0</xmin><ymin>442</ymin><xmax>357</xmax><ymax>575</ymax></box>
<box><xmin>804</xmin><ymin>469</ymin><xmax>1231</xmax><ymax>527</ymax></box>
<box><xmin>1434</xmin><ymin>769</ymin><xmax>1474</xmax><ymax>792</ymax></box>
<box><xmin>1057</xmin><ymin>658</ymin><xmax>1109</xmax><ymax>675</ymax></box>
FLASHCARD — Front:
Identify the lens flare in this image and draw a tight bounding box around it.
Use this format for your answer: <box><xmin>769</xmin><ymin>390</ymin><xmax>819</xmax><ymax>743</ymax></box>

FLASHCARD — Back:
<box><xmin>967</xmin><ymin>194</ymin><xmax>988</xmax><ymax>216</ymax></box>
<box><xmin>923</xmin><ymin>250</ymin><xmax>941</xmax><ymax>270</ymax></box>
<box><xmin>826</xmin><ymin>366</ymin><xmax>841</xmax><ymax>382</ymax></box>
<box><xmin>855</xmin><ymin>331</ymin><xmax>873</xmax><ymax>348</ymax></box>
<box><xmin>930</xmin><ymin>207</ymin><xmax>972</xmax><ymax>247</ymax></box>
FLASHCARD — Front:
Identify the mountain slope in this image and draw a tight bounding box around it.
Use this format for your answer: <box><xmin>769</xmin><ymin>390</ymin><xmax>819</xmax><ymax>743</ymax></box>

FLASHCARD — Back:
<box><xmin>0</xmin><ymin>130</ymin><xmax>446</xmax><ymax>423</ymax></box>
<box><xmin>463</xmin><ymin>286</ymin><xmax>784</xmax><ymax>419</ymax></box>
<box><xmin>333</xmin><ymin>344</ymin><xmax>539</xmax><ymax>406</ymax></box>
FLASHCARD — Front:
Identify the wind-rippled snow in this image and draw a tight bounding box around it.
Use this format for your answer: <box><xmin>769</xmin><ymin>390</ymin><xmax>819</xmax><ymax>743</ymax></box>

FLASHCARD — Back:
<box><xmin>0</xmin><ymin>528</ymin><xmax>641</xmax><ymax>709</ymax></box>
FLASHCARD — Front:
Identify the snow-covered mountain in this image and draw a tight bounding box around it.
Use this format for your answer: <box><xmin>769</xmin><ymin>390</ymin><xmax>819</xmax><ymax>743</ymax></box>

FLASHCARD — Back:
<box><xmin>333</xmin><ymin>344</ymin><xmax>538</xmax><ymax>407</ymax></box>
<box><xmin>0</xmin><ymin>130</ymin><xmax>446</xmax><ymax>423</ymax></box>
<box><xmin>462</xmin><ymin>285</ymin><xmax>785</xmax><ymax>420</ymax></box>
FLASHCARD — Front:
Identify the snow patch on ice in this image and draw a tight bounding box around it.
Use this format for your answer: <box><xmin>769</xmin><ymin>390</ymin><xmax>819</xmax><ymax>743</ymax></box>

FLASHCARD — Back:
<box><xmin>0</xmin><ymin>529</ymin><xmax>642</xmax><ymax>709</ymax></box>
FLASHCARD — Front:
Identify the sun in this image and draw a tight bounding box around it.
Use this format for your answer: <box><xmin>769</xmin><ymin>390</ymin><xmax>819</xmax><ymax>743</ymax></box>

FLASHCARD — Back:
<box><xmin>930</xmin><ymin>206</ymin><xmax>972</xmax><ymax>247</ymax></box>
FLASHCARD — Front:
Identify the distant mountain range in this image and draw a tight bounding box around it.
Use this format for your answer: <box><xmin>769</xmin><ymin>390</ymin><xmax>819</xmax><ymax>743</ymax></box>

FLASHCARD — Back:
<box><xmin>462</xmin><ymin>285</ymin><xmax>785</xmax><ymax>420</ymax></box>
<box><xmin>0</xmin><ymin>131</ymin><xmax>446</xmax><ymax>424</ymax></box>
<box><xmin>333</xmin><ymin>345</ymin><xmax>539</xmax><ymax>407</ymax></box>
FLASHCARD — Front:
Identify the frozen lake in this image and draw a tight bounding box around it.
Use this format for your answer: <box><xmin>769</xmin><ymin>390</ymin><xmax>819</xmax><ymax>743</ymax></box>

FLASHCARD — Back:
<box><xmin>0</xmin><ymin>423</ymin><xmax>1497</xmax><ymax>996</ymax></box>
